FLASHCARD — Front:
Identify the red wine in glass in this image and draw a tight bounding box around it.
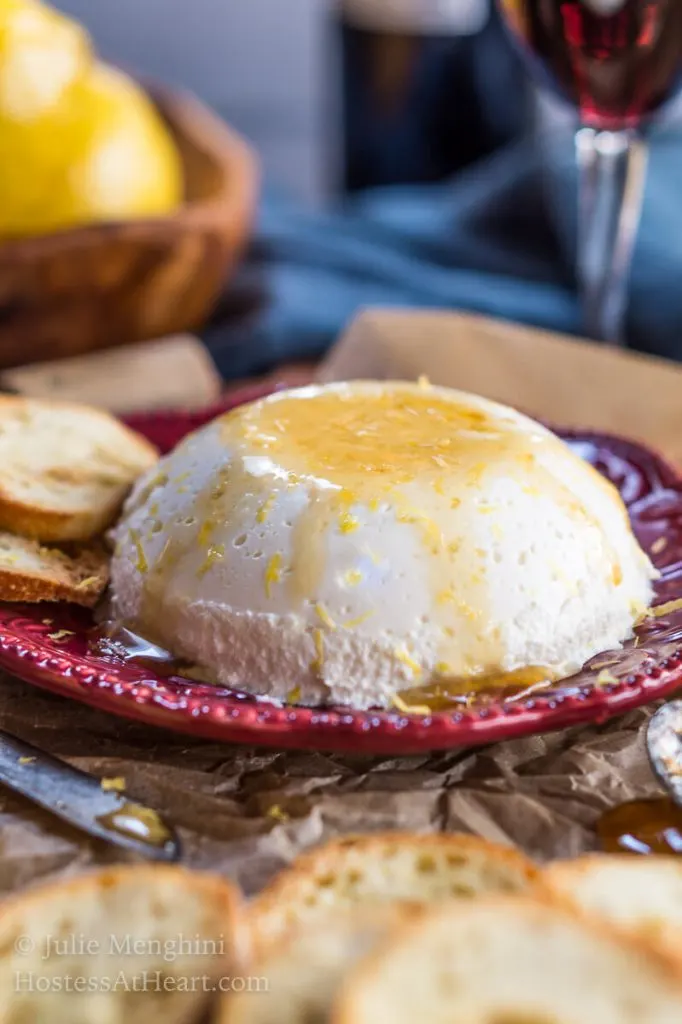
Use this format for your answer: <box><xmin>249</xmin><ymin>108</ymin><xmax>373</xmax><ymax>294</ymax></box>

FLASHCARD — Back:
<box><xmin>499</xmin><ymin>0</ymin><xmax>682</xmax><ymax>344</ymax></box>
<box><xmin>501</xmin><ymin>0</ymin><xmax>682</xmax><ymax>128</ymax></box>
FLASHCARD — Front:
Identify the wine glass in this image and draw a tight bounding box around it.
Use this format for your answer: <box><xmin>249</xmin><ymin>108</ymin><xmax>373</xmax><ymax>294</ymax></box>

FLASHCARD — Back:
<box><xmin>498</xmin><ymin>0</ymin><xmax>682</xmax><ymax>344</ymax></box>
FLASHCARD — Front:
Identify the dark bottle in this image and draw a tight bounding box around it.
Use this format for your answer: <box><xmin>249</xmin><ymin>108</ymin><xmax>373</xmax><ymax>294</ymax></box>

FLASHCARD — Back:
<box><xmin>337</xmin><ymin>0</ymin><xmax>527</xmax><ymax>191</ymax></box>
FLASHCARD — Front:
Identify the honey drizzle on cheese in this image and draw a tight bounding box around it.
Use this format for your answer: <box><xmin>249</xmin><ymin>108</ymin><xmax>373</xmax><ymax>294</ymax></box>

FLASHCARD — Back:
<box><xmin>399</xmin><ymin>664</ymin><xmax>556</xmax><ymax>711</ymax></box>
<box><xmin>127</xmin><ymin>383</ymin><xmax>640</xmax><ymax>695</ymax></box>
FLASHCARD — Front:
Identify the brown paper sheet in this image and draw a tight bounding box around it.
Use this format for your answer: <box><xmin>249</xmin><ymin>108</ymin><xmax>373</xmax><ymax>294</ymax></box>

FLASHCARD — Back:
<box><xmin>0</xmin><ymin>310</ymin><xmax>677</xmax><ymax>897</ymax></box>
<box><xmin>0</xmin><ymin>673</ymin><xmax>663</xmax><ymax>897</ymax></box>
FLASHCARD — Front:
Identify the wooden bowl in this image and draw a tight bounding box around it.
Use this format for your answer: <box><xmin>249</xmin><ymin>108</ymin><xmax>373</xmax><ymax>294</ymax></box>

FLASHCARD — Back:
<box><xmin>0</xmin><ymin>83</ymin><xmax>259</xmax><ymax>370</ymax></box>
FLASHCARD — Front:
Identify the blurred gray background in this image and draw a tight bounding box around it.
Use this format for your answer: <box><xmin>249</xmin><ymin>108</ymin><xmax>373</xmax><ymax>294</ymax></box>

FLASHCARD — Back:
<box><xmin>55</xmin><ymin>0</ymin><xmax>336</xmax><ymax>203</ymax></box>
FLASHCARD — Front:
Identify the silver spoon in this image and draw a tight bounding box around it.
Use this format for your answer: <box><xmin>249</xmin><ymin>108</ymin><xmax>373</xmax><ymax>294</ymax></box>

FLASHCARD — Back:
<box><xmin>0</xmin><ymin>730</ymin><xmax>181</xmax><ymax>862</ymax></box>
<box><xmin>646</xmin><ymin>701</ymin><xmax>682</xmax><ymax>808</ymax></box>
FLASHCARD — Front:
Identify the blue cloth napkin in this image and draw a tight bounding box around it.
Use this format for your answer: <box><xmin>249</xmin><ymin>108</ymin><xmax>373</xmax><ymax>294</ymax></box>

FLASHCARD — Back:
<box><xmin>203</xmin><ymin>12</ymin><xmax>682</xmax><ymax>380</ymax></box>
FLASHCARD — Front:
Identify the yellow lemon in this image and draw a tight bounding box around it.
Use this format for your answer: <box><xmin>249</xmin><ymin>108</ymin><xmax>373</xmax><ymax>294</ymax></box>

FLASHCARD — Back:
<box><xmin>0</xmin><ymin>62</ymin><xmax>182</xmax><ymax>236</ymax></box>
<box><xmin>52</xmin><ymin>62</ymin><xmax>182</xmax><ymax>227</ymax></box>
<box><xmin>0</xmin><ymin>0</ymin><xmax>91</xmax><ymax>121</ymax></box>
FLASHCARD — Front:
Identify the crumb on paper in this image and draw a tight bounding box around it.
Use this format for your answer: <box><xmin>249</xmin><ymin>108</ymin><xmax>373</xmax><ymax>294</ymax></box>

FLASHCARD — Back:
<box><xmin>41</xmin><ymin>618</ymin><xmax>53</xmax><ymax>626</ymax></box>
<box><xmin>100</xmin><ymin>776</ymin><xmax>126</xmax><ymax>793</ymax></box>
<box><xmin>267</xmin><ymin>804</ymin><xmax>290</xmax><ymax>823</ymax></box>
<box><xmin>597</xmin><ymin>668</ymin><xmax>619</xmax><ymax>687</ymax></box>
<box><xmin>18</xmin><ymin>756</ymin><xmax>36</xmax><ymax>766</ymax></box>
<box><xmin>48</xmin><ymin>629</ymin><xmax>75</xmax><ymax>642</ymax></box>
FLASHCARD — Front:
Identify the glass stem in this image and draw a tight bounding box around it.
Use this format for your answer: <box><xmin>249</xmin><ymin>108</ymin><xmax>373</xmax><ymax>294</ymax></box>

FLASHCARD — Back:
<box><xmin>575</xmin><ymin>127</ymin><xmax>648</xmax><ymax>345</ymax></box>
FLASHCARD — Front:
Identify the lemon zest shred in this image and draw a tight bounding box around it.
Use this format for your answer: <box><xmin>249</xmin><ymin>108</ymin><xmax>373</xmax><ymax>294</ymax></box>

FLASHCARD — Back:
<box><xmin>198</xmin><ymin>544</ymin><xmax>225</xmax><ymax>578</ymax></box>
<box><xmin>338</xmin><ymin>512</ymin><xmax>359</xmax><ymax>534</ymax></box>
<box><xmin>310</xmin><ymin>629</ymin><xmax>325</xmax><ymax>672</ymax></box>
<box><xmin>197</xmin><ymin>519</ymin><xmax>215</xmax><ymax>546</ymax></box>
<box><xmin>48</xmin><ymin>629</ymin><xmax>75</xmax><ymax>642</ymax></box>
<box><xmin>76</xmin><ymin>576</ymin><xmax>99</xmax><ymax>590</ymax></box>
<box><xmin>648</xmin><ymin>598</ymin><xmax>682</xmax><ymax>619</ymax></box>
<box><xmin>395</xmin><ymin>646</ymin><xmax>422</xmax><ymax>676</ymax></box>
<box><xmin>315</xmin><ymin>603</ymin><xmax>337</xmax><ymax>630</ymax></box>
<box><xmin>101</xmin><ymin>776</ymin><xmax>126</xmax><ymax>793</ymax></box>
<box><xmin>392</xmin><ymin>693</ymin><xmax>431</xmax><ymax>716</ymax></box>
<box><xmin>264</xmin><ymin>553</ymin><xmax>283</xmax><ymax>597</ymax></box>
<box><xmin>342</xmin><ymin>610</ymin><xmax>375</xmax><ymax>629</ymax></box>
<box><xmin>267</xmin><ymin>804</ymin><xmax>290</xmax><ymax>822</ymax></box>
<box><xmin>256</xmin><ymin>493</ymin><xmax>276</xmax><ymax>524</ymax></box>
<box><xmin>130</xmin><ymin>529</ymin><xmax>148</xmax><ymax>574</ymax></box>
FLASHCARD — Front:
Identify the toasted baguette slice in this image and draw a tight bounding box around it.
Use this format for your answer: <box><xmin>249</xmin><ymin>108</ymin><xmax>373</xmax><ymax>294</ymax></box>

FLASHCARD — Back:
<box><xmin>334</xmin><ymin>896</ymin><xmax>682</xmax><ymax>1024</ymax></box>
<box><xmin>0</xmin><ymin>864</ymin><xmax>244</xmax><ymax>1024</ymax></box>
<box><xmin>221</xmin><ymin>905</ymin><xmax>417</xmax><ymax>1024</ymax></box>
<box><xmin>0</xmin><ymin>531</ymin><xmax>109</xmax><ymax>607</ymax></box>
<box><xmin>0</xmin><ymin>396</ymin><xmax>158</xmax><ymax>542</ymax></box>
<box><xmin>541</xmin><ymin>854</ymin><xmax>682</xmax><ymax>967</ymax></box>
<box><xmin>250</xmin><ymin>833</ymin><xmax>538</xmax><ymax>954</ymax></box>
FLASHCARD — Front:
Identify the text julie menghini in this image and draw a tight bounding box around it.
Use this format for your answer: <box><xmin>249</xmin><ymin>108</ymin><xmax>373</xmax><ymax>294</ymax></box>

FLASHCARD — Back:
<box><xmin>14</xmin><ymin>931</ymin><xmax>230</xmax><ymax>963</ymax></box>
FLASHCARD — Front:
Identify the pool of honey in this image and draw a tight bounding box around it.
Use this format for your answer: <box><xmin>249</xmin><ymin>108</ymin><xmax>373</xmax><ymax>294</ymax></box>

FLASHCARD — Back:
<box><xmin>96</xmin><ymin>801</ymin><xmax>175</xmax><ymax>850</ymax></box>
<box><xmin>597</xmin><ymin>798</ymin><xmax>682</xmax><ymax>855</ymax></box>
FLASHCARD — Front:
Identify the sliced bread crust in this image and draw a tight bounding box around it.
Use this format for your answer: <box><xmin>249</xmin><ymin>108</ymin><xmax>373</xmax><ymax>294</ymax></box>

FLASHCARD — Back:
<box><xmin>541</xmin><ymin>854</ymin><xmax>682</xmax><ymax>968</ymax></box>
<box><xmin>0</xmin><ymin>396</ymin><xmax>158</xmax><ymax>542</ymax></box>
<box><xmin>0</xmin><ymin>864</ymin><xmax>244</xmax><ymax>1024</ymax></box>
<box><xmin>334</xmin><ymin>896</ymin><xmax>682</xmax><ymax>1024</ymax></box>
<box><xmin>250</xmin><ymin>832</ymin><xmax>539</xmax><ymax>955</ymax></box>
<box><xmin>221</xmin><ymin>905</ymin><xmax>418</xmax><ymax>1024</ymax></box>
<box><xmin>0</xmin><ymin>531</ymin><xmax>109</xmax><ymax>607</ymax></box>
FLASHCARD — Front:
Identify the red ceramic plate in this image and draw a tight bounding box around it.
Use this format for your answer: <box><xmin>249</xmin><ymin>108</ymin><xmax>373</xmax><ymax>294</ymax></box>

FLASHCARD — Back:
<box><xmin>1</xmin><ymin>387</ymin><xmax>682</xmax><ymax>754</ymax></box>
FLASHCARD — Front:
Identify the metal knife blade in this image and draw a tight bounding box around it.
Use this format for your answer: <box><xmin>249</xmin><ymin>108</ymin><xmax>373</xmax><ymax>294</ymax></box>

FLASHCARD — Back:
<box><xmin>0</xmin><ymin>730</ymin><xmax>181</xmax><ymax>862</ymax></box>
